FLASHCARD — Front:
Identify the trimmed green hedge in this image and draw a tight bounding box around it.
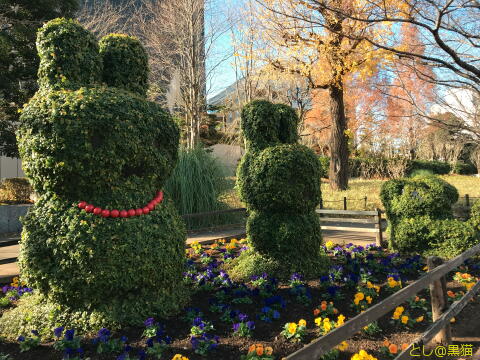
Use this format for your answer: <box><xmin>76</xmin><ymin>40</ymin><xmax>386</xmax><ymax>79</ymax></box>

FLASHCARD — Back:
<box><xmin>7</xmin><ymin>18</ymin><xmax>188</xmax><ymax>335</ymax></box>
<box><xmin>233</xmin><ymin>100</ymin><xmax>328</xmax><ymax>279</ymax></box>
<box><xmin>318</xmin><ymin>156</ymin><xmax>477</xmax><ymax>179</ymax></box>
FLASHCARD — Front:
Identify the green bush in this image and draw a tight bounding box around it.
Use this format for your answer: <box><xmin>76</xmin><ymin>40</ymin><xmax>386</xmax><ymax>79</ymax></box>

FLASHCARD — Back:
<box><xmin>233</xmin><ymin>100</ymin><xmax>328</xmax><ymax>280</ymax></box>
<box><xmin>469</xmin><ymin>200</ymin><xmax>480</xmax><ymax>230</ymax></box>
<box><xmin>409</xmin><ymin>160</ymin><xmax>450</xmax><ymax>175</ymax></box>
<box><xmin>381</xmin><ymin>175</ymin><xmax>479</xmax><ymax>255</ymax></box>
<box><xmin>395</xmin><ymin>216</ymin><xmax>436</xmax><ymax>254</ymax></box>
<box><xmin>0</xmin><ymin>178</ymin><xmax>32</xmax><ymax>202</ymax></box>
<box><xmin>7</xmin><ymin>18</ymin><xmax>188</xmax><ymax>334</ymax></box>
<box><xmin>395</xmin><ymin>216</ymin><xmax>478</xmax><ymax>258</ymax></box>
<box><xmin>318</xmin><ymin>156</ymin><xmax>329</xmax><ymax>178</ymax></box>
<box><xmin>451</xmin><ymin>161</ymin><xmax>477</xmax><ymax>175</ymax></box>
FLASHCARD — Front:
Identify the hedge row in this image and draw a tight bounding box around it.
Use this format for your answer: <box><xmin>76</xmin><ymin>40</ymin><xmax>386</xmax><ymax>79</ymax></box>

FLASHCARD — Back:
<box><xmin>318</xmin><ymin>156</ymin><xmax>477</xmax><ymax>179</ymax></box>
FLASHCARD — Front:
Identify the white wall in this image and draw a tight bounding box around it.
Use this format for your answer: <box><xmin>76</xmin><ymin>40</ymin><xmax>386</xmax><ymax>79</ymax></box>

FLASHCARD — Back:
<box><xmin>0</xmin><ymin>156</ymin><xmax>24</xmax><ymax>180</ymax></box>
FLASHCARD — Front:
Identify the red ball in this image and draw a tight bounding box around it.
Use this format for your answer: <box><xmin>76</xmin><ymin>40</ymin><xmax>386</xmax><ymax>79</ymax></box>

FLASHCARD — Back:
<box><xmin>158</xmin><ymin>191</ymin><xmax>164</xmax><ymax>202</ymax></box>
<box><xmin>128</xmin><ymin>209</ymin><xmax>136</xmax><ymax>217</ymax></box>
<box><xmin>93</xmin><ymin>207</ymin><xmax>102</xmax><ymax>215</ymax></box>
<box><xmin>120</xmin><ymin>210</ymin><xmax>128</xmax><ymax>218</ymax></box>
<box><xmin>151</xmin><ymin>198</ymin><xmax>159</xmax><ymax>205</ymax></box>
<box><xmin>135</xmin><ymin>208</ymin><xmax>143</xmax><ymax>216</ymax></box>
<box><xmin>101</xmin><ymin>209</ymin><xmax>110</xmax><ymax>218</ymax></box>
<box><xmin>147</xmin><ymin>203</ymin><xmax>155</xmax><ymax>211</ymax></box>
<box><xmin>85</xmin><ymin>205</ymin><xmax>94</xmax><ymax>213</ymax></box>
<box><xmin>110</xmin><ymin>210</ymin><xmax>119</xmax><ymax>218</ymax></box>
<box><xmin>142</xmin><ymin>206</ymin><xmax>150</xmax><ymax>214</ymax></box>
<box><xmin>78</xmin><ymin>201</ymin><xmax>87</xmax><ymax>209</ymax></box>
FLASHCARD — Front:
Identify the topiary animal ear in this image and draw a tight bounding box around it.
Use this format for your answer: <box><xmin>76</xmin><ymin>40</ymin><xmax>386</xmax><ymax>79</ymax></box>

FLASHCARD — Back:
<box><xmin>37</xmin><ymin>18</ymin><xmax>102</xmax><ymax>89</ymax></box>
<box><xmin>273</xmin><ymin>104</ymin><xmax>299</xmax><ymax>144</ymax></box>
<box><xmin>99</xmin><ymin>34</ymin><xmax>149</xmax><ymax>97</ymax></box>
<box><xmin>241</xmin><ymin>100</ymin><xmax>280</xmax><ymax>151</ymax></box>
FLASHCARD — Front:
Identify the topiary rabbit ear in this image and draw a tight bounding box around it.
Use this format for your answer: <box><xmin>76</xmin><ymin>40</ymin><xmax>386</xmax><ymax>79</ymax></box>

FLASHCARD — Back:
<box><xmin>274</xmin><ymin>103</ymin><xmax>299</xmax><ymax>144</ymax></box>
<box><xmin>99</xmin><ymin>34</ymin><xmax>149</xmax><ymax>97</ymax></box>
<box><xmin>37</xmin><ymin>18</ymin><xmax>102</xmax><ymax>89</ymax></box>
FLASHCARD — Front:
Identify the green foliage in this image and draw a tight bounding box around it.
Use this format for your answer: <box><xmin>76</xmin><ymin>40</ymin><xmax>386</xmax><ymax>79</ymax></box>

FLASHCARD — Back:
<box><xmin>99</xmin><ymin>34</ymin><xmax>149</xmax><ymax>97</ymax></box>
<box><xmin>232</xmin><ymin>100</ymin><xmax>327</xmax><ymax>280</ymax></box>
<box><xmin>469</xmin><ymin>200</ymin><xmax>480</xmax><ymax>230</ymax></box>
<box><xmin>0</xmin><ymin>1</ymin><xmax>78</xmax><ymax>157</ymax></box>
<box><xmin>451</xmin><ymin>161</ymin><xmax>477</xmax><ymax>175</ymax></box>
<box><xmin>36</xmin><ymin>18</ymin><xmax>102</xmax><ymax>90</ymax></box>
<box><xmin>225</xmin><ymin>250</ymin><xmax>282</xmax><ymax>282</ymax></box>
<box><xmin>241</xmin><ymin>144</ymin><xmax>321</xmax><ymax>213</ymax></box>
<box><xmin>409</xmin><ymin>169</ymin><xmax>434</xmax><ymax>177</ymax></box>
<box><xmin>2</xmin><ymin>19</ymin><xmax>189</xmax><ymax>334</ymax></box>
<box><xmin>19</xmin><ymin>196</ymin><xmax>189</xmax><ymax>326</ymax></box>
<box><xmin>247</xmin><ymin>211</ymin><xmax>327</xmax><ymax>277</ymax></box>
<box><xmin>318</xmin><ymin>156</ymin><xmax>329</xmax><ymax>178</ymax></box>
<box><xmin>18</xmin><ymin>88</ymin><xmax>179</xmax><ymax>205</ymax></box>
<box><xmin>164</xmin><ymin>146</ymin><xmax>228</xmax><ymax>222</ymax></box>
<box><xmin>409</xmin><ymin>160</ymin><xmax>450</xmax><ymax>175</ymax></box>
<box><xmin>382</xmin><ymin>175</ymin><xmax>479</xmax><ymax>255</ymax></box>
<box><xmin>0</xmin><ymin>297</ymin><xmax>10</xmax><ymax>308</ymax></box>
<box><xmin>0</xmin><ymin>178</ymin><xmax>31</xmax><ymax>202</ymax></box>
<box><xmin>394</xmin><ymin>216</ymin><xmax>436</xmax><ymax>253</ymax></box>
<box><xmin>240</xmin><ymin>100</ymin><xmax>298</xmax><ymax>151</ymax></box>
<box><xmin>395</xmin><ymin>216</ymin><xmax>478</xmax><ymax>257</ymax></box>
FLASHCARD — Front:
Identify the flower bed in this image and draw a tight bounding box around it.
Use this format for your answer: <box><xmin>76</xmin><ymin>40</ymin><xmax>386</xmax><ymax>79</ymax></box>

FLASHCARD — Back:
<box><xmin>0</xmin><ymin>240</ymin><xmax>479</xmax><ymax>360</ymax></box>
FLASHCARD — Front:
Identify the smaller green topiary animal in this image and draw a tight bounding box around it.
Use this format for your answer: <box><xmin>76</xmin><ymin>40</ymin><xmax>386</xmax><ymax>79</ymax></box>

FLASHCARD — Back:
<box><xmin>381</xmin><ymin>175</ymin><xmax>479</xmax><ymax>257</ymax></box>
<box><xmin>228</xmin><ymin>100</ymin><xmax>328</xmax><ymax>281</ymax></box>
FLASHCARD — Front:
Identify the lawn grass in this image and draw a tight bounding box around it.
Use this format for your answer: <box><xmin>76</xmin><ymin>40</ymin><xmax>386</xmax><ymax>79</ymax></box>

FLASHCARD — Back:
<box><xmin>221</xmin><ymin>175</ymin><xmax>480</xmax><ymax>211</ymax></box>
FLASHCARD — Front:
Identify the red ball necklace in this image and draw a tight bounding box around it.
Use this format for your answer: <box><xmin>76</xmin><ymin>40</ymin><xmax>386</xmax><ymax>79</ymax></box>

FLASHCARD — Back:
<box><xmin>77</xmin><ymin>190</ymin><xmax>164</xmax><ymax>218</ymax></box>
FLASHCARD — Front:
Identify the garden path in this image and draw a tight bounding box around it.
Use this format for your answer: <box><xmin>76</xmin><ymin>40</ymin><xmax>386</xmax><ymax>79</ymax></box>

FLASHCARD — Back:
<box><xmin>0</xmin><ymin>225</ymin><xmax>384</xmax><ymax>282</ymax></box>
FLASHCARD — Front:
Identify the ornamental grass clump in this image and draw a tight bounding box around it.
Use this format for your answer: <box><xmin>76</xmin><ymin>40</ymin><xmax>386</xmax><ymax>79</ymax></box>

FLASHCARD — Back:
<box><xmin>228</xmin><ymin>100</ymin><xmax>328</xmax><ymax>280</ymax></box>
<box><xmin>1</xmin><ymin>18</ymin><xmax>189</xmax><ymax>337</ymax></box>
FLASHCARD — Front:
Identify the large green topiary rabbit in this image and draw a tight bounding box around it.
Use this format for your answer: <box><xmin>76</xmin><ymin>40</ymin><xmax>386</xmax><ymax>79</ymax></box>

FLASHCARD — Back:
<box><xmin>227</xmin><ymin>100</ymin><xmax>328</xmax><ymax>281</ymax></box>
<box><xmin>0</xmin><ymin>19</ymin><xmax>188</xmax><ymax>337</ymax></box>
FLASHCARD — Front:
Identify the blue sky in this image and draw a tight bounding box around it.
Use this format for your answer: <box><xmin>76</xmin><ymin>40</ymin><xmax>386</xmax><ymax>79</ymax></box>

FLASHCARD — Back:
<box><xmin>205</xmin><ymin>0</ymin><xmax>239</xmax><ymax>99</ymax></box>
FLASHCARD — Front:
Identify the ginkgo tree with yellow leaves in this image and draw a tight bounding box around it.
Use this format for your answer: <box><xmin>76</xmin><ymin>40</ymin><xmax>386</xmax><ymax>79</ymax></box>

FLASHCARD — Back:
<box><xmin>254</xmin><ymin>0</ymin><xmax>395</xmax><ymax>190</ymax></box>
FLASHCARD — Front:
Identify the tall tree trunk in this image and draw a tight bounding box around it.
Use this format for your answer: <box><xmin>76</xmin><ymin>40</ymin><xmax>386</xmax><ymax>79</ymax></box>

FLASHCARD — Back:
<box><xmin>328</xmin><ymin>84</ymin><xmax>349</xmax><ymax>190</ymax></box>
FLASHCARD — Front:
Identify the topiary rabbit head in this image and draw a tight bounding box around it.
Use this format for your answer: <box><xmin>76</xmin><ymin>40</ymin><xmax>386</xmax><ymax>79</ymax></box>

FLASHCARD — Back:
<box><xmin>17</xmin><ymin>19</ymin><xmax>179</xmax><ymax>208</ymax></box>
<box><xmin>241</xmin><ymin>100</ymin><xmax>299</xmax><ymax>151</ymax></box>
<box><xmin>380</xmin><ymin>175</ymin><xmax>458</xmax><ymax>221</ymax></box>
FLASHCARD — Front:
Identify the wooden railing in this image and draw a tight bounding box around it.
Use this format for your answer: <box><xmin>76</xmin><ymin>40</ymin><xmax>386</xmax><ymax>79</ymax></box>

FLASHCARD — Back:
<box><xmin>285</xmin><ymin>243</ymin><xmax>480</xmax><ymax>360</ymax></box>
